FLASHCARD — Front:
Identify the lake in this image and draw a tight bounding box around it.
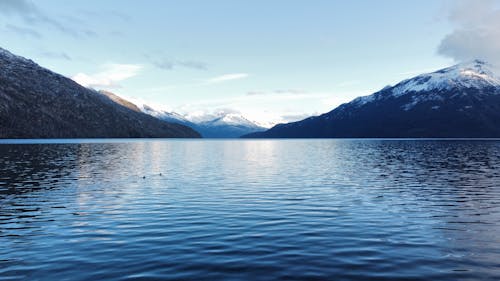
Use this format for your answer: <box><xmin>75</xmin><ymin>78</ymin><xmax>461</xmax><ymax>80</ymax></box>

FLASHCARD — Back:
<box><xmin>1</xmin><ymin>139</ymin><xmax>499</xmax><ymax>280</ymax></box>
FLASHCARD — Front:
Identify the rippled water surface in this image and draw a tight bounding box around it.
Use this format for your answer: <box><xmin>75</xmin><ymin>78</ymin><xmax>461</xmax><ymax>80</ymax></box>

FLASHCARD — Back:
<box><xmin>1</xmin><ymin>139</ymin><xmax>500</xmax><ymax>280</ymax></box>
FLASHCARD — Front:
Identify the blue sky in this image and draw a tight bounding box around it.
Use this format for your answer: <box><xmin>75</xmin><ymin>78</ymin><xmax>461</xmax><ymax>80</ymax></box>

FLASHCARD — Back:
<box><xmin>1</xmin><ymin>0</ymin><xmax>498</xmax><ymax>125</ymax></box>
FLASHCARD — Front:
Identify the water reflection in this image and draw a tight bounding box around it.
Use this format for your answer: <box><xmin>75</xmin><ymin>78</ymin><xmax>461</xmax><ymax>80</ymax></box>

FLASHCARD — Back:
<box><xmin>0</xmin><ymin>140</ymin><xmax>499</xmax><ymax>280</ymax></box>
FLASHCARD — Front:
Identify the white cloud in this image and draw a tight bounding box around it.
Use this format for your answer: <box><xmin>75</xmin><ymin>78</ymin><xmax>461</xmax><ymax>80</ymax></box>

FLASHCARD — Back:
<box><xmin>438</xmin><ymin>0</ymin><xmax>500</xmax><ymax>65</ymax></box>
<box><xmin>152</xmin><ymin>59</ymin><xmax>208</xmax><ymax>71</ymax></box>
<box><xmin>206</xmin><ymin>73</ymin><xmax>249</xmax><ymax>83</ymax></box>
<box><xmin>247</xmin><ymin>89</ymin><xmax>306</xmax><ymax>96</ymax></box>
<box><xmin>72</xmin><ymin>63</ymin><xmax>143</xmax><ymax>89</ymax></box>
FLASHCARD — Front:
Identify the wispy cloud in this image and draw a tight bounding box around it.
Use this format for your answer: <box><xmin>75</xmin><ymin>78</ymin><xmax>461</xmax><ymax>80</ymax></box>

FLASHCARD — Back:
<box><xmin>5</xmin><ymin>24</ymin><xmax>41</xmax><ymax>38</ymax></box>
<box><xmin>177</xmin><ymin>92</ymin><xmax>335</xmax><ymax>109</ymax></box>
<box><xmin>398</xmin><ymin>68</ymin><xmax>441</xmax><ymax>77</ymax></box>
<box><xmin>280</xmin><ymin>113</ymin><xmax>314</xmax><ymax>123</ymax></box>
<box><xmin>152</xmin><ymin>59</ymin><xmax>208</xmax><ymax>71</ymax></box>
<box><xmin>438</xmin><ymin>0</ymin><xmax>500</xmax><ymax>65</ymax></box>
<box><xmin>247</xmin><ymin>89</ymin><xmax>306</xmax><ymax>96</ymax></box>
<box><xmin>72</xmin><ymin>63</ymin><xmax>143</xmax><ymax>89</ymax></box>
<box><xmin>207</xmin><ymin>73</ymin><xmax>249</xmax><ymax>83</ymax></box>
<box><xmin>336</xmin><ymin>80</ymin><xmax>360</xmax><ymax>88</ymax></box>
<box><xmin>0</xmin><ymin>0</ymin><xmax>97</xmax><ymax>38</ymax></box>
<box><xmin>38</xmin><ymin>50</ymin><xmax>72</xmax><ymax>60</ymax></box>
<box><xmin>78</xmin><ymin>9</ymin><xmax>133</xmax><ymax>23</ymax></box>
<box><xmin>0</xmin><ymin>0</ymin><xmax>37</xmax><ymax>16</ymax></box>
<box><xmin>144</xmin><ymin>53</ymin><xmax>208</xmax><ymax>71</ymax></box>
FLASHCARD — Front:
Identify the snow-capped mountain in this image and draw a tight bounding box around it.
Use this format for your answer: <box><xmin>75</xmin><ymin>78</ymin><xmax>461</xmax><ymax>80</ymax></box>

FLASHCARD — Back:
<box><xmin>193</xmin><ymin>111</ymin><xmax>266</xmax><ymax>138</ymax></box>
<box><xmin>245</xmin><ymin>60</ymin><xmax>500</xmax><ymax>138</ymax></box>
<box><xmin>353</xmin><ymin>60</ymin><xmax>500</xmax><ymax>109</ymax></box>
<box><xmin>124</xmin><ymin>100</ymin><xmax>266</xmax><ymax>138</ymax></box>
<box><xmin>395</xmin><ymin>60</ymin><xmax>500</xmax><ymax>94</ymax></box>
<box><xmin>196</xmin><ymin>112</ymin><xmax>262</xmax><ymax>127</ymax></box>
<box><xmin>0</xmin><ymin>46</ymin><xmax>200</xmax><ymax>138</ymax></box>
<box><xmin>137</xmin><ymin>103</ymin><xmax>192</xmax><ymax>125</ymax></box>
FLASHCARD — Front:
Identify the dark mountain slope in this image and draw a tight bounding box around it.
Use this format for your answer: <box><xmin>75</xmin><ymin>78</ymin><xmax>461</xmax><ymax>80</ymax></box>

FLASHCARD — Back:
<box><xmin>0</xmin><ymin>47</ymin><xmax>200</xmax><ymax>138</ymax></box>
<box><xmin>244</xmin><ymin>60</ymin><xmax>500</xmax><ymax>138</ymax></box>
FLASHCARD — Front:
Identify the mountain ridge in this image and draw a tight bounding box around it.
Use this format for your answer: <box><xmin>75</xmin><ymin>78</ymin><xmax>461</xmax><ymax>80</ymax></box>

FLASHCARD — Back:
<box><xmin>0</xmin><ymin>47</ymin><xmax>200</xmax><ymax>138</ymax></box>
<box><xmin>128</xmin><ymin>100</ymin><xmax>266</xmax><ymax>138</ymax></box>
<box><xmin>244</xmin><ymin>60</ymin><xmax>500</xmax><ymax>138</ymax></box>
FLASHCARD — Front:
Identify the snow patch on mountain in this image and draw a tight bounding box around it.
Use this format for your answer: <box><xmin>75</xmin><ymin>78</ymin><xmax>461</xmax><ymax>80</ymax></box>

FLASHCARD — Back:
<box><xmin>199</xmin><ymin>112</ymin><xmax>262</xmax><ymax>128</ymax></box>
<box><xmin>402</xmin><ymin>93</ymin><xmax>445</xmax><ymax>111</ymax></box>
<box><xmin>351</xmin><ymin>60</ymin><xmax>500</xmax><ymax>110</ymax></box>
<box><xmin>112</xmin><ymin>96</ymin><xmax>267</xmax><ymax>137</ymax></box>
<box><xmin>351</xmin><ymin>94</ymin><xmax>377</xmax><ymax>107</ymax></box>
<box><xmin>142</xmin><ymin>104</ymin><xmax>190</xmax><ymax>124</ymax></box>
<box><xmin>393</xmin><ymin>60</ymin><xmax>500</xmax><ymax>96</ymax></box>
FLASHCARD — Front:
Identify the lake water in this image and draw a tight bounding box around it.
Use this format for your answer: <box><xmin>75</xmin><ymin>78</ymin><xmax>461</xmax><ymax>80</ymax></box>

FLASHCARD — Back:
<box><xmin>0</xmin><ymin>139</ymin><xmax>499</xmax><ymax>280</ymax></box>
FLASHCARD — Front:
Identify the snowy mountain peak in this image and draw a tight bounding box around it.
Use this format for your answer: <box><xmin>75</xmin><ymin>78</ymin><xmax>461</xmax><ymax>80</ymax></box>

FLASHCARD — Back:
<box><xmin>349</xmin><ymin>60</ymin><xmax>500</xmax><ymax>109</ymax></box>
<box><xmin>455</xmin><ymin>59</ymin><xmax>498</xmax><ymax>82</ymax></box>
<box><xmin>248</xmin><ymin>60</ymin><xmax>500</xmax><ymax>138</ymax></box>
<box><xmin>205</xmin><ymin>113</ymin><xmax>260</xmax><ymax>128</ymax></box>
<box><xmin>442</xmin><ymin>59</ymin><xmax>499</xmax><ymax>84</ymax></box>
<box><xmin>392</xmin><ymin>60</ymin><xmax>500</xmax><ymax>96</ymax></box>
<box><xmin>106</xmin><ymin>95</ymin><xmax>267</xmax><ymax>137</ymax></box>
<box><xmin>131</xmin><ymin>100</ymin><xmax>191</xmax><ymax>124</ymax></box>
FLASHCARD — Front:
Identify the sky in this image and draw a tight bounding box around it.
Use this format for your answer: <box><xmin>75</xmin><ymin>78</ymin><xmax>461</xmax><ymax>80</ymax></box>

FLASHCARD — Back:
<box><xmin>1</xmin><ymin>0</ymin><xmax>499</xmax><ymax>126</ymax></box>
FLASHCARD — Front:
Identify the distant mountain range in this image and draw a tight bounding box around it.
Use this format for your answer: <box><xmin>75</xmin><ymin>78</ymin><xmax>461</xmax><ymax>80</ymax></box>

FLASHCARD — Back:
<box><xmin>0</xmin><ymin>47</ymin><xmax>200</xmax><ymax>138</ymax></box>
<box><xmin>133</xmin><ymin>101</ymin><xmax>266</xmax><ymax>138</ymax></box>
<box><xmin>3</xmin><ymin>45</ymin><xmax>500</xmax><ymax>139</ymax></box>
<box><xmin>244</xmin><ymin>60</ymin><xmax>500</xmax><ymax>138</ymax></box>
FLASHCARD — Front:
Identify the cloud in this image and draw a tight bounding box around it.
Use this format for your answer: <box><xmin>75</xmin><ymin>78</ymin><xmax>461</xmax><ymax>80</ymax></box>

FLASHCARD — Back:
<box><xmin>0</xmin><ymin>0</ymin><xmax>97</xmax><ymax>38</ymax></box>
<box><xmin>280</xmin><ymin>113</ymin><xmax>314</xmax><ymax>123</ymax></box>
<box><xmin>152</xmin><ymin>59</ymin><xmax>208</xmax><ymax>71</ymax></box>
<box><xmin>247</xmin><ymin>89</ymin><xmax>306</xmax><ymax>96</ymax></box>
<box><xmin>72</xmin><ymin>64</ymin><xmax>143</xmax><ymax>89</ymax></box>
<box><xmin>78</xmin><ymin>9</ymin><xmax>133</xmax><ymax>23</ymax></box>
<box><xmin>38</xmin><ymin>50</ymin><xmax>72</xmax><ymax>60</ymax></box>
<box><xmin>246</xmin><ymin>91</ymin><xmax>266</xmax><ymax>96</ymax></box>
<box><xmin>206</xmin><ymin>73</ymin><xmax>249</xmax><ymax>83</ymax></box>
<box><xmin>438</xmin><ymin>0</ymin><xmax>500</xmax><ymax>65</ymax></box>
<box><xmin>144</xmin><ymin>53</ymin><xmax>208</xmax><ymax>71</ymax></box>
<box><xmin>183</xmin><ymin>108</ymin><xmax>244</xmax><ymax>123</ymax></box>
<box><xmin>0</xmin><ymin>0</ymin><xmax>37</xmax><ymax>16</ymax></box>
<box><xmin>5</xmin><ymin>24</ymin><xmax>41</xmax><ymax>38</ymax></box>
<box><xmin>336</xmin><ymin>80</ymin><xmax>360</xmax><ymax>88</ymax></box>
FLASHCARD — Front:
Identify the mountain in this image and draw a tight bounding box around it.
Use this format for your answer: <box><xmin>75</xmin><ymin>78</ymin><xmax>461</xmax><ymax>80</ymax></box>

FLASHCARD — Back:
<box><xmin>136</xmin><ymin>103</ymin><xmax>195</xmax><ymax>127</ymax></box>
<box><xmin>0</xmin><ymin>47</ymin><xmax>200</xmax><ymax>138</ymax></box>
<box><xmin>99</xmin><ymin>90</ymin><xmax>142</xmax><ymax>112</ymax></box>
<box><xmin>192</xmin><ymin>112</ymin><xmax>266</xmax><ymax>138</ymax></box>
<box><xmin>132</xmin><ymin>101</ymin><xmax>266</xmax><ymax>138</ymax></box>
<box><xmin>244</xmin><ymin>60</ymin><xmax>500</xmax><ymax>138</ymax></box>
